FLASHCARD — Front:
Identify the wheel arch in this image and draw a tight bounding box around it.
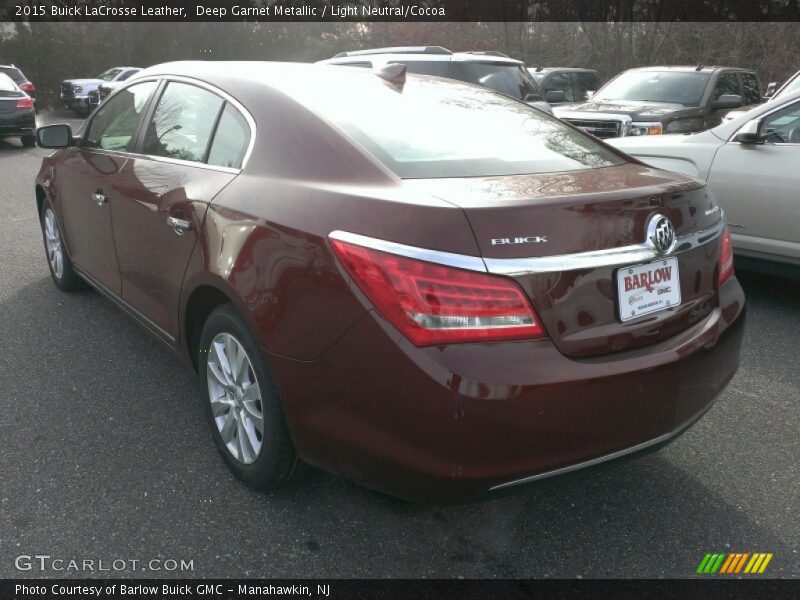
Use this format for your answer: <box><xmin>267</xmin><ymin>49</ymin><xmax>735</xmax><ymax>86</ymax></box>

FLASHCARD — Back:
<box><xmin>183</xmin><ymin>283</ymin><xmax>238</xmax><ymax>373</ymax></box>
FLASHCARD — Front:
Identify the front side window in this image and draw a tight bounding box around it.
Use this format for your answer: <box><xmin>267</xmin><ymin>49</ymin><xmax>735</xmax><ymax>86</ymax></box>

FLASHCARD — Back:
<box><xmin>595</xmin><ymin>71</ymin><xmax>711</xmax><ymax>106</ymax></box>
<box><xmin>712</xmin><ymin>73</ymin><xmax>740</xmax><ymax>101</ymax></box>
<box><xmin>759</xmin><ymin>101</ymin><xmax>800</xmax><ymax>144</ymax></box>
<box><xmin>83</xmin><ymin>80</ymin><xmax>158</xmax><ymax>151</ymax></box>
<box><xmin>207</xmin><ymin>104</ymin><xmax>250</xmax><ymax>169</ymax></box>
<box><xmin>142</xmin><ymin>82</ymin><xmax>224</xmax><ymax>163</ymax></box>
<box><xmin>287</xmin><ymin>75</ymin><xmax>625</xmax><ymax>178</ymax></box>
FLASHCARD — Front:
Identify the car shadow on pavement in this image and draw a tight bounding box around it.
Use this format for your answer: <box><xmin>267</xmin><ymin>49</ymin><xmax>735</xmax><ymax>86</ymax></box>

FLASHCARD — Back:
<box><xmin>0</xmin><ymin>274</ymin><xmax>794</xmax><ymax>578</ymax></box>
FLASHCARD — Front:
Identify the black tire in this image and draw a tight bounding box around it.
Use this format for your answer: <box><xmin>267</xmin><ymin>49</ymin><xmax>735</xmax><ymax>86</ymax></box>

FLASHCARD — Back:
<box><xmin>198</xmin><ymin>303</ymin><xmax>305</xmax><ymax>489</ymax></box>
<box><xmin>21</xmin><ymin>134</ymin><xmax>35</xmax><ymax>147</ymax></box>
<box><xmin>40</xmin><ymin>200</ymin><xmax>82</xmax><ymax>292</ymax></box>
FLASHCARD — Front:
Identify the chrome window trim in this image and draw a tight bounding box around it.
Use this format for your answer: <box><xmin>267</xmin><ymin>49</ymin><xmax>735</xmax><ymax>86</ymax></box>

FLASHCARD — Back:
<box><xmin>329</xmin><ymin>216</ymin><xmax>725</xmax><ymax>277</ymax></box>
<box><xmin>81</xmin><ymin>74</ymin><xmax>256</xmax><ymax>173</ymax></box>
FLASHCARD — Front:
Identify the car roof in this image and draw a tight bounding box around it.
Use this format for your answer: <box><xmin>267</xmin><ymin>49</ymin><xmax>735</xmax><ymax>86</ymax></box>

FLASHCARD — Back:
<box><xmin>136</xmin><ymin>60</ymin><xmax>491</xmax><ymax>101</ymax></box>
<box><xmin>622</xmin><ymin>65</ymin><xmax>756</xmax><ymax>74</ymax></box>
<box><xmin>322</xmin><ymin>47</ymin><xmax>523</xmax><ymax>66</ymax></box>
<box><xmin>0</xmin><ymin>64</ymin><xmax>22</xmax><ymax>70</ymax></box>
<box><xmin>529</xmin><ymin>67</ymin><xmax>598</xmax><ymax>74</ymax></box>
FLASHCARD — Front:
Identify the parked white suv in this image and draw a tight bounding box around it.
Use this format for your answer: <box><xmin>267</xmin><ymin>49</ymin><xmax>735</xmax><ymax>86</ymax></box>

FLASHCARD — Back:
<box><xmin>319</xmin><ymin>46</ymin><xmax>554</xmax><ymax>114</ymax></box>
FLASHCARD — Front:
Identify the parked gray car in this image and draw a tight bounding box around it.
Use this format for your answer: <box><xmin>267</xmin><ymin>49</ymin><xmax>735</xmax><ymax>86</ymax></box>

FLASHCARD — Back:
<box><xmin>610</xmin><ymin>90</ymin><xmax>800</xmax><ymax>277</ymax></box>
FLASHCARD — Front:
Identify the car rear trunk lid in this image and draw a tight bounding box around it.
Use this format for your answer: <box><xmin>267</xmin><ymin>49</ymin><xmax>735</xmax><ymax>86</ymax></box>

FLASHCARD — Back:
<box><xmin>405</xmin><ymin>163</ymin><xmax>724</xmax><ymax>357</ymax></box>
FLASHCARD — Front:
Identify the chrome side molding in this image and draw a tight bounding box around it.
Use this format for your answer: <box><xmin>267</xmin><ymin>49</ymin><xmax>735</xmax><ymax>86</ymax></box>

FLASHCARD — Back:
<box><xmin>329</xmin><ymin>216</ymin><xmax>726</xmax><ymax>277</ymax></box>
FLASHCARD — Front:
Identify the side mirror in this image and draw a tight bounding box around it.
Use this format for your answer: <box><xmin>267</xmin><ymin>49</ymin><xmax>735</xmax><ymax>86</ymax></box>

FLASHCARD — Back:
<box><xmin>733</xmin><ymin>118</ymin><xmax>764</xmax><ymax>145</ymax></box>
<box><xmin>543</xmin><ymin>89</ymin><xmax>566</xmax><ymax>103</ymax></box>
<box><xmin>36</xmin><ymin>124</ymin><xmax>74</xmax><ymax>149</ymax></box>
<box><xmin>764</xmin><ymin>82</ymin><xmax>778</xmax><ymax>98</ymax></box>
<box><xmin>585</xmin><ymin>90</ymin><xmax>595</xmax><ymax>99</ymax></box>
<box><xmin>711</xmin><ymin>94</ymin><xmax>743</xmax><ymax>110</ymax></box>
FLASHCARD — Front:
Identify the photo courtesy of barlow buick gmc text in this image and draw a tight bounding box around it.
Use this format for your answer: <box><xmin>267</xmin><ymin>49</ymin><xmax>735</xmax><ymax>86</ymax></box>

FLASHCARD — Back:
<box><xmin>0</xmin><ymin>1</ymin><xmax>798</xmax><ymax>599</ymax></box>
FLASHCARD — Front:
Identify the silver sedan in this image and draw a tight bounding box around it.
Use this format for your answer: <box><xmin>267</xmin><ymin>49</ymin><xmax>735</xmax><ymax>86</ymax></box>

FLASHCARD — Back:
<box><xmin>609</xmin><ymin>90</ymin><xmax>800</xmax><ymax>275</ymax></box>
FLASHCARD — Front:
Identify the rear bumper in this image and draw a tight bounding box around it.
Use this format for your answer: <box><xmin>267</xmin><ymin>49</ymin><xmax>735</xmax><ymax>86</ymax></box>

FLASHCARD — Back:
<box><xmin>0</xmin><ymin>110</ymin><xmax>35</xmax><ymax>136</ymax></box>
<box><xmin>270</xmin><ymin>276</ymin><xmax>745</xmax><ymax>503</ymax></box>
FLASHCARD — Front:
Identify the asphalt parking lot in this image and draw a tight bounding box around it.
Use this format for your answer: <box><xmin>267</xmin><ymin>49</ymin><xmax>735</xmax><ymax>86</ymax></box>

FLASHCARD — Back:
<box><xmin>0</xmin><ymin>112</ymin><xmax>798</xmax><ymax>579</ymax></box>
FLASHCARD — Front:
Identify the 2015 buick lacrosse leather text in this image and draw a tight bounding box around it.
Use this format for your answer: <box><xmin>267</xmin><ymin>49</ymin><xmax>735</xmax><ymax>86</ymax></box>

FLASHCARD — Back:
<box><xmin>33</xmin><ymin>62</ymin><xmax>745</xmax><ymax>502</ymax></box>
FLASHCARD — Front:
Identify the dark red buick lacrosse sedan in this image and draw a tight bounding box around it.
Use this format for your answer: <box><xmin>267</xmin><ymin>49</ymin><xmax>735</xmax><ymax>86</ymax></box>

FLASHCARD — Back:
<box><xmin>34</xmin><ymin>62</ymin><xmax>744</xmax><ymax>502</ymax></box>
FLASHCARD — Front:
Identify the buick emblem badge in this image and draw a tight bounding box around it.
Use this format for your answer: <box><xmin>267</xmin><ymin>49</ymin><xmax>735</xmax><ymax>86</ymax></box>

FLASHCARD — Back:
<box><xmin>647</xmin><ymin>214</ymin><xmax>676</xmax><ymax>255</ymax></box>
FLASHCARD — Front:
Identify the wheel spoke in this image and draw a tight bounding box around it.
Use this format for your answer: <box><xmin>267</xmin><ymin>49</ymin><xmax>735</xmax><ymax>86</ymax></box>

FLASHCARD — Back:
<box><xmin>219</xmin><ymin>408</ymin><xmax>237</xmax><ymax>444</ymax></box>
<box><xmin>214</xmin><ymin>339</ymin><xmax>235</xmax><ymax>386</ymax></box>
<box><xmin>207</xmin><ymin>359</ymin><xmax>230</xmax><ymax>390</ymax></box>
<box><xmin>237</xmin><ymin>414</ymin><xmax>256</xmax><ymax>463</ymax></box>
<box><xmin>242</xmin><ymin>403</ymin><xmax>263</xmax><ymax>435</ymax></box>
<box><xmin>210</xmin><ymin>395</ymin><xmax>233</xmax><ymax>418</ymax></box>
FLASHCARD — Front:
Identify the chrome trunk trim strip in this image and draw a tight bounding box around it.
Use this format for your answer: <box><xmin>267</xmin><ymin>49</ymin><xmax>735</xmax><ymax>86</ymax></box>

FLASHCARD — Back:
<box><xmin>329</xmin><ymin>217</ymin><xmax>725</xmax><ymax>276</ymax></box>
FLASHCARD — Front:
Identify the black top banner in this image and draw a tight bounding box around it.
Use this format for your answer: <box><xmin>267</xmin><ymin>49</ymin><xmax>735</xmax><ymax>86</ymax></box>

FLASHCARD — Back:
<box><xmin>3</xmin><ymin>0</ymin><xmax>800</xmax><ymax>22</ymax></box>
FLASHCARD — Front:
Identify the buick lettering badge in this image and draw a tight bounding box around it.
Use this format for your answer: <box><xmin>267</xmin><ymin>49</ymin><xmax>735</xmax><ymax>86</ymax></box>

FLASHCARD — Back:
<box><xmin>648</xmin><ymin>215</ymin><xmax>676</xmax><ymax>255</ymax></box>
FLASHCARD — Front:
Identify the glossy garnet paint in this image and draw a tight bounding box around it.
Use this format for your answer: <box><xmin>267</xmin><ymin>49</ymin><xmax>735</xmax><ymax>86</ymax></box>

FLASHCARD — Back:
<box><xmin>36</xmin><ymin>63</ymin><xmax>745</xmax><ymax>502</ymax></box>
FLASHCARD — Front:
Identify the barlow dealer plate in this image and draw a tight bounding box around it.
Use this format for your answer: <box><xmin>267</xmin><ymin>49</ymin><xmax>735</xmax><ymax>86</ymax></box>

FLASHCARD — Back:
<box><xmin>617</xmin><ymin>258</ymin><xmax>681</xmax><ymax>322</ymax></box>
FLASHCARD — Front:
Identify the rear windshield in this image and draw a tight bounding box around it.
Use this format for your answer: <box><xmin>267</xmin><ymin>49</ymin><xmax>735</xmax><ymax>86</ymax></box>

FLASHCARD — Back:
<box><xmin>396</xmin><ymin>60</ymin><xmax>542</xmax><ymax>102</ymax></box>
<box><xmin>595</xmin><ymin>71</ymin><xmax>711</xmax><ymax>106</ymax></box>
<box><xmin>293</xmin><ymin>75</ymin><xmax>625</xmax><ymax>178</ymax></box>
<box><xmin>0</xmin><ymin>67</ymin><xmax>24</xmax><ymax>84</ymax></box>
<box><xmin>777</xmin><ymin>73</ymin><xmax>800</xmax><ymax>98</ymax></box>
<box><xmin>0</xmin><ymin>73</ymin><xmax>18</xmax><ymax>92</ymax></box>
<box><xmin>98</xmin><ymin>68</ymin><xmax>123</xmax><ymax>81</ymax></box>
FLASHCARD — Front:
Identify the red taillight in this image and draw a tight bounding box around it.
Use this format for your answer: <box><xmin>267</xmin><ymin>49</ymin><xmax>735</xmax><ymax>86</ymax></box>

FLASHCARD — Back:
<box><xmin>330</xmin><ymin>238</ymin><xmax>546</xmax><ymax>346</ymax></box>
<box><xmin>15</xmin><ymin>96</ymin><xmax>33</xmax><ymax>109</ymax></box>
<box><xmin>718</xmin><ymin>226</ymin><xmax>734</xmax><ymax>285</ymax></box>
<box><xmin>19</xmin><ymin>82</ymin><xmax>35</xmax><ymax>93</ymax></box>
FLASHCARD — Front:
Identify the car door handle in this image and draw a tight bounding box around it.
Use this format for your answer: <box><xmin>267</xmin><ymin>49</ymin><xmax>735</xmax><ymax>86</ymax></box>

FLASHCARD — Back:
<box><xmin>91</xmin><ymin>192</ymin><xmax>107</xmax><ymax>206</ymax></box>
<box><xmin>167</xmin><ymin>216</ymin><xmax>192</xmax><ymax>236</ymax></box>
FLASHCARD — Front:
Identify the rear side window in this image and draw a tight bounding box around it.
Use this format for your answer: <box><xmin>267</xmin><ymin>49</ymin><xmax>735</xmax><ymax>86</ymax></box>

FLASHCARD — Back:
<box><xmin>0</xmin><ymin>67</ymin><xmax>24</xmax><ymax>84</ymax></box>
<box><xmin>741</xmin><ymin>73</ymin><xmax>761</xmax><ymax>105</ymax></box>
<box><xmin>83</xmin><ymin>81</ymin><xmax>158</xmax><ymax>151</ymax></box>
<box><xmin>207</xmin><ymin>104</ymin><xmax>250</xmax><ymax>169</ymax></box>
<box><xmin>142</xmin><ymin>82</ymin><xmax>224</xmax><ymax>163</ymax></box>
<box><xmin>288</xmin><ymin>76</ymin><xmax>625</xmax><ymax>178</ymax></box>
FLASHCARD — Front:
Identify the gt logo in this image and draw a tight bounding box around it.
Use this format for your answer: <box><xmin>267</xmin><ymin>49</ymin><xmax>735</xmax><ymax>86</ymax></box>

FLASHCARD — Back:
<box><xmin>491</xmin><ymin>236</ymin><xmax>548</xmax><ymax>245</ymax></box>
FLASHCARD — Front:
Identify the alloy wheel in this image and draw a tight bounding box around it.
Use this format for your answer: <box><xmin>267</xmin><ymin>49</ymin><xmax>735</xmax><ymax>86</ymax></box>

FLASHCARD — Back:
<box><xmin>206</xmin><ymin>333</ymin><xmax>264</xmax><ymax>464</ymax></box>
<box><xmin>43</xmin><ymin>208</ymin><xmax>64</xmax><ymax>279</ymax></box>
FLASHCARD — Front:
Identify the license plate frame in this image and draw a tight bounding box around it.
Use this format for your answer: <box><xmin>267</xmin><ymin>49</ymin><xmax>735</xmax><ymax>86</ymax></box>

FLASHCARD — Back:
<box><xmin>616</xmin><ymin>257</ymin><xmax>681</xmax><ymax>322</ymax></box>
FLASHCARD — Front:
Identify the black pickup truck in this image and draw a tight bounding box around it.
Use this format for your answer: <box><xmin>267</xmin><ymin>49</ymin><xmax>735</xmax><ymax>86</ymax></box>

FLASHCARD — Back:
<box><xmin>553</xmin><ymin>66</ymin><xmax>762</xmax><ymax>138</ymax></box>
